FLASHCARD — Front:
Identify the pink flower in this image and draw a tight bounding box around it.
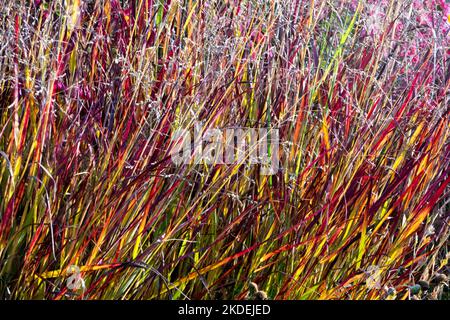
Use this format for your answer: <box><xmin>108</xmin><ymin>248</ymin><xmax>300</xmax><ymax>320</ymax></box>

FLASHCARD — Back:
<box><xmin>443</xmin><ymin>3</ymin><xmax>450</xmax><ymax>24</ymax></box>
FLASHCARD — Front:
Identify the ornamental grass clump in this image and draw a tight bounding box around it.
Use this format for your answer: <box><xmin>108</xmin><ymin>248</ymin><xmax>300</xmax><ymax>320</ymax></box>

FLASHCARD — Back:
<box><xmin>0</xmin><ymin>0</ymin><xmax>449</xmax><ymax>299</ymax></box>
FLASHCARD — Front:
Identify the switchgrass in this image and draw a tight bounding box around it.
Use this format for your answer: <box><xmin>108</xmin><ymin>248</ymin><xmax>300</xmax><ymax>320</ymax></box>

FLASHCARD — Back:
<box><xmin>0</xmin><ymin>0</ymin><xmax>449</xmax><ymax>299</ymax></box>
